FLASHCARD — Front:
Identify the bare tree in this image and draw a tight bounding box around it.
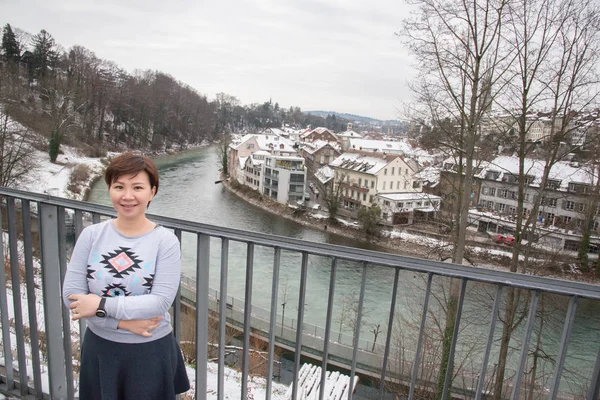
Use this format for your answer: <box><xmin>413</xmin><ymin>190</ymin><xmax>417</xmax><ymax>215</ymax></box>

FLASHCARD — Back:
<box><xmin>0</xmin><ymin>111</ymin><xmax>35</xmax><ymax>188</ymax></box>
<box><xmin>402</xmin><ymin>0</ymin><xmax>512</xmax><ymax>396</ymax></box>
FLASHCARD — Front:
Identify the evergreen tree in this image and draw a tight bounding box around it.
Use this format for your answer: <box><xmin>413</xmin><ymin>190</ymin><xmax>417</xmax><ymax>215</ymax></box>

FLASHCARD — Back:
<box><xmin>1</xmin><ymin>24</ymin><xmax>20</xmax><ymax>61</ymax></box>
<box><xmin>31</xmin><ymin>29</ymin><xmax>57</xmax><ymax>78</ymax></box>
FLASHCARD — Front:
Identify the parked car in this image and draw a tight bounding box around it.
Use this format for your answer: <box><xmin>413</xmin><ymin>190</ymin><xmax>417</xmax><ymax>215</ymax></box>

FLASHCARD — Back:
<box><xmin>492</xmin><ymin>234</ymin><xmax>505</xmax><ymax>244</ymax></box>
<box><xmin>503</xmin><ymin>236</ymin><xmax>515</xmax><ymax>246</ymax></box>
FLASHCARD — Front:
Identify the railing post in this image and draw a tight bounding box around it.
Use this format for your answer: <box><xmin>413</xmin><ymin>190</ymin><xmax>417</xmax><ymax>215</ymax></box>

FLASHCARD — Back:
<box><xmin>195</xmin><ymin>234</ymin><xmax>210</xmax><ymax>400</ymax></box>
<box><xmin>39</xmin><ymin>202</ymin><xmax>69</xmax><ymax>399</ymax></box>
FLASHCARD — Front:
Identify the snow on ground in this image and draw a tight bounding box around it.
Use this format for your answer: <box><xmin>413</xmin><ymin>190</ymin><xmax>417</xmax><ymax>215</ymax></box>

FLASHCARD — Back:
<box><xmin>17</xmin><ymin>146</ymin><xmax>105</xmax><ymax>201</ymax></box>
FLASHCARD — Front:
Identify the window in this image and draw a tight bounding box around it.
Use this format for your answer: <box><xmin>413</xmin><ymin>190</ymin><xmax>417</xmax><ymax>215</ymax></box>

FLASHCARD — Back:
<box><xmin>391</xmin><ymin>167</ymin><xmax>395</xmax><ymax>175</ymax></box>
<box><xmin>416</xmin><ymin>201</ymin><xmax>422</xmax><ymax>207</ymax></box>
<box><xmin>546</xmin><ymin>179</ymin><xmax>561</xmax><ymax>190</ymax></box>
<box><xmin>371</xmin><ymin>181</ymin><xmax>375</xmax><ymax>189</ymax></box>
<box><xmin>363</xmin><ymin>193</ymin><xmax>367</xmax><ymax>201</ymax></box>
<box><xmin>565</xmin><ymin>201</ymin><xmax>575</xmax><ymax>210</ymax></box>
<box><xmin>495</xmin><ymin>203</ymin><xmax>506</xmax><ymax>212</ymax></box>
<box><xmin>384</xmin><ymin>168</ymin><xmax>388</xmax><ymax>175</ymax></box>
<box><xmin>489</xmin><ymin>188</ymin><xmax>496</xmax><ymax>196</ymax></box>
<box><xmin>247</xmin><ymin>143</ymin><xmax>254</xmax><ymax>149</ymax></box>
<box><xmin>397</xmin><ymin>181</ymin><xmax>400</xmax><ymax>189</ymax></box>
<box><xmin>358</xmin><ymin>178</ymin><xmax>362</xmax><ymax>186</ymax></box>
<box><xmin>413</xmin><ymin>181</ymin><xmax>421</xmax><ymax>189</ymax></box>
<box><xmin>405</xmin><ymin>168</ymin><xmax>409</xmax><ymax>175</ymax></box>
<box><xmin>405</xmin><ymin>202</ymin><xmax>412</xmax><ymax>208</ymax></box>
<box><xmin>290</xmin><ymin>173</ymin><xmax>304</xmax><ymax>183</ymax></box>
<box><xmin>364</xmin><ymin>179</ymin><xmax>369</xmax><ymax>188</ymax></box>
<box><xmin>487</xmin><ymin>200</ymin><xmax>494</xmax><ymax>209</ymax></box>
<box><xmin>369</xmin><ymin>195</ymin><xmax>374</xmax><ymax>203</ymax></box>
<box><xmin>383</xmin><ymin>182</ymin><xmax>386</xmax><ymax>190</ymax></box>
<box><xmin>541</xmin><ymin>197</ymin><xmax>557</xmax><ymax>207</ymax></box>
<box><xmin>398</xmin><ymin>202</ymin><xmax>404</xmax><ymax>208</ymax></box>
<box><xmin>482</xmin><ymin>187</ymin><xmax>488</xmax><ymax>195</ymax></box>
<box><xmin>497</xmin><ymin>189</ymin><xmax>508</xmax><ymax>198</ymax></box>
<box><xmin>382</xmin><ymin>212</ymin><xmax>389</xmax><ymax>219</ymax></box>
<box><xmin>384</xmin><ymin>200</ymin><xmax>390</xmax><ymax>206</ymax></box>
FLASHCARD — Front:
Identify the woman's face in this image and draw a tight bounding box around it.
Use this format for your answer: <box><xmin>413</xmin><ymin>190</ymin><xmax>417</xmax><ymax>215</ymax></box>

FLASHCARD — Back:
<box><xmin>108</xmin><ymin>171</ymin><xmax>156</xmax><ymax>221</ymax></box>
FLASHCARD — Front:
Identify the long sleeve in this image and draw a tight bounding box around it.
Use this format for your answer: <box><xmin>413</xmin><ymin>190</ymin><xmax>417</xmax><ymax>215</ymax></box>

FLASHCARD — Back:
<box><xmin>63</xmin><ymin>227</ymin><xmax>119</xmax><ymax>330</ymax></box>
<box><xmin>103</xmin><ymin>234</ymin><xmax>181</xmax><ymax>320</ymax></box>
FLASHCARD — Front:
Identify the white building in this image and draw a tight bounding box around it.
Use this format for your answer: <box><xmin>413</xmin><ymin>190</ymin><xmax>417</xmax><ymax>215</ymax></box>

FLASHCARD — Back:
<box><xmin>262</xmin><ymin>155</ymin><xmax>306</xmax><ymax>205</ymax></box>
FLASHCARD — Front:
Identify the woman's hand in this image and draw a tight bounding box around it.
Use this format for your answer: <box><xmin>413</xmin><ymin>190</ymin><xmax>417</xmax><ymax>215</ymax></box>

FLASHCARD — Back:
<box><xmin>118</xmin><ymin>317</ymin><xmax>163</xmax><ymax>337</ymax></box>
<box><xmin>68</xmin><ymin>293</ymin><xmax>101</xmax><ymax>321</ymax></box>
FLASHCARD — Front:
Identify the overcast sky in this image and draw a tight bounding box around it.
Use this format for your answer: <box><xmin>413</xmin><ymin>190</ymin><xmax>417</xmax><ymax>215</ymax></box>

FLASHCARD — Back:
<box><xmin>3</xmin><ymin>0</ymin><xmax>416</xmax><ymax>120</ymax></box>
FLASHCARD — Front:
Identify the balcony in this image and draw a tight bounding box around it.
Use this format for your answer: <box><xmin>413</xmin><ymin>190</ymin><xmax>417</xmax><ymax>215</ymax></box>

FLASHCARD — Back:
<box><xmin>1</xmin><ymin>187</ymin><xmax>600</xmax><ymax>399</ymax></box>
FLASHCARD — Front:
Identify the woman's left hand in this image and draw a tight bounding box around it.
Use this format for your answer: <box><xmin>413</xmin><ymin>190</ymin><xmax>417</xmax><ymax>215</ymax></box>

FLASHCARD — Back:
<box><xmin>68</xmin><ymin>293</ymin><xmax>102</xmax><ymax>321</ymax></box>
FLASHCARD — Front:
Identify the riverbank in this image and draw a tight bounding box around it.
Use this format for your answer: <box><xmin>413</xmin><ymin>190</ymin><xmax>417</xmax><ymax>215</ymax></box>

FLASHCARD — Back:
<box><xmin>221</xmin><ymin>177</ymin><xmax>600</xmax><ymax>280</ymax></box>
<box><xmin>222</xmin><ymin>177</ymin><xmax>457</xmax><ymax>261</ymax></box>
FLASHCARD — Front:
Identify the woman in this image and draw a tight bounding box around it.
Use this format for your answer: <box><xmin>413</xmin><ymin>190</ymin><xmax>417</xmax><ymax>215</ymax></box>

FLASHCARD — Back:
<box><xmin>63</xmin><ymin>153</ymin><xmax>190</xmax><ymax>400</ymax></box>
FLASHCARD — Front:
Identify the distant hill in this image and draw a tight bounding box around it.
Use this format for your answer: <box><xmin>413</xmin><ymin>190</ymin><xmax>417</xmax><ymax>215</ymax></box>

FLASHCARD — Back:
<box><xmin>305</xmin><ymin>110</ymin><xmax>405</xmax><ymax>126</ymax></box>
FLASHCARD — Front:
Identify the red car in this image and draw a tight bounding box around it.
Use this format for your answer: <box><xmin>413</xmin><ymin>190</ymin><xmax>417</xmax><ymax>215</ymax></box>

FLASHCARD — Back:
<box><xmin>492</xmin><ymin>234</ymin><xmax>505</xmax><ymax>244</ymax></box>
<box><xmin>503</xmin><ymin>236</ymin><xmax>515</xmax><ymax>246</ymax></box>
<box><xmin>492</xmin><ymin>234</ymin><xmax>515</xmax><ymax>246</ymax></box>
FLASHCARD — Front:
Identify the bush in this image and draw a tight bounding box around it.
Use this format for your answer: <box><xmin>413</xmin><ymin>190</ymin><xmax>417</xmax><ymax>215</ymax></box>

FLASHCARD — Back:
<box><xmin>67</xmin><ymin>164</ymin><xmax>91</xmax><ymax>194</ymax></box>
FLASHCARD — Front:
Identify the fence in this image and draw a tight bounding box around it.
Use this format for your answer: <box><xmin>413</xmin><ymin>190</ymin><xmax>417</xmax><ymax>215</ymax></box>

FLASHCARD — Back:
<box><xmin>0</xmin><ymin>187</ymin><xmax>599</xmax><ymax>400</ymax></box>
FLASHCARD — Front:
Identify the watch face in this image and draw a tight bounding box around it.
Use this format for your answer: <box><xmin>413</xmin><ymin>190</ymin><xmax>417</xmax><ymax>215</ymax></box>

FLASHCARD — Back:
<box><xmin>95</xmin><ymin>309</ymin><xmax>107</xmax><ymax>318</ymax></box>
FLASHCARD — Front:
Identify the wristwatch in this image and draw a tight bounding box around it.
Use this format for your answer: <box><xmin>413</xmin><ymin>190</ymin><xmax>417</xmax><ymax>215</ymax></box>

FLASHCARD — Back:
<box><xmin>95</xmin><ymin>298</ymin><xmax>107</xmax><ymax>318</ymax></box>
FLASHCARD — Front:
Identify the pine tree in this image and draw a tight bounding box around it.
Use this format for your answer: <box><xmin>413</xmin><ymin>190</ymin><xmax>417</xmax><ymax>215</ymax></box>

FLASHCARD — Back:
<box><xmin>1</xmin><ymin>24</ymin><xmax>20</xmax><ymax>61</ymax></box>
<box><xmin>31</xmin><ymin>29</ymin><xmax>57</xmax><ymax>78</ymax></box>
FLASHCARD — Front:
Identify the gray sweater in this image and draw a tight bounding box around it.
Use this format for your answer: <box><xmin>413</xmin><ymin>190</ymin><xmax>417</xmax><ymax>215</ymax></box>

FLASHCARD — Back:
<box><xmin>62</xmin><ymin>220</ymin><xmax>181</xmax><ymax>343</ymax></box>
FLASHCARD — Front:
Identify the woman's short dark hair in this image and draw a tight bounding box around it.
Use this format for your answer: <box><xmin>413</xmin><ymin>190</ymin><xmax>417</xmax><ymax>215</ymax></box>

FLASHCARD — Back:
<box><xmin>104</xmin><ymin>153</ymin><xmax>159</xmax><ymax>194</ymax></box>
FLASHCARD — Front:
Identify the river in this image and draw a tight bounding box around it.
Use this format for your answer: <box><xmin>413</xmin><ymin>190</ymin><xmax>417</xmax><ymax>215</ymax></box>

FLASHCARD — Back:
<box><xmin>87</xmin><ymin>146</ymin><xmax>600</xmax><ymax>396</ymax></box>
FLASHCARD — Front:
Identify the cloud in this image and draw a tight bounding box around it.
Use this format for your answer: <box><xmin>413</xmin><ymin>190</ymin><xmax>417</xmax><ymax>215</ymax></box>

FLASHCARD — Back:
<box><xmin>2</xmin><ymin>0</ymin><xmax>414</xmax><ymax>120</ymax></box>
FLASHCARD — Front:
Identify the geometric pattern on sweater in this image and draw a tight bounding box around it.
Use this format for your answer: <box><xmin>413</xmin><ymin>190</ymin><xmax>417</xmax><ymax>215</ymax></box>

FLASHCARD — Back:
<box><xmin>101</xmin><ymin>247</ymin><xmax>143</xmax><ymax>279</ymax></box>
<box><xmin>101</xmin><ymin>282</ymin><xmax>131</xmax><ymax>297</ymax></box>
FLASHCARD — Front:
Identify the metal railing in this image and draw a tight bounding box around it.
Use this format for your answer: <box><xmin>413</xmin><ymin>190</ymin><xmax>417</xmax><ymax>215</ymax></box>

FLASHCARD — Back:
<box><xmin>0</xmin><ymin>187</ymin><xmax>600</xmax><ymax>400</ymax></box>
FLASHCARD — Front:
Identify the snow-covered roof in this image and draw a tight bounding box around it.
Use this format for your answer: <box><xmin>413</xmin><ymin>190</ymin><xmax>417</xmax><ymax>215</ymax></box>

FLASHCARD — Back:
<box><xmin>300</xmin><ymin>140</ymin><xmax>340</xmax><ymax>154</ymax></box>
<box><xmin>444</xmin><ymin>155</ymin><xmax>599</xmax><ymax>190</ymax></box>
<box><xmin>378</xmin><ymin>192</ymin><xmax>442</xmax><ymax>201</ymax></box>
<box><xmin>415</xmin><ymin>166</ymin><xmax>441</xmax><ymax>186</ymax></box>
<box><xmin>348</xmin><ymin>138</ymin><xmax>410</xmax><ymax>154</ymax></box>
<box><xmin>234</xmin><ymin>134</ymin><xmax>297</xmax><ymax>153</ymax></box>
<box><xmin>300</xmin><ymin>127</ymin><xmax>337</xmax><ymax>139</ymax></box>
<box><xmin>315</xmin><ymin>165</ymin><xmax>335</xmax><ymax>184</ymax></box>
<box><xmin>239</xmin><ymin>156</ymin><xmax>248</xmax><ymax>169</ymax></box>
<box><xmin>330</xmin><ymin>152</ymin><xmax>395</xmax><ymax>175</ymax></box>
<box><xmin>336</xmin><ymin>130</ymin><xmax>363</xmax><ymax>139</ymax></box>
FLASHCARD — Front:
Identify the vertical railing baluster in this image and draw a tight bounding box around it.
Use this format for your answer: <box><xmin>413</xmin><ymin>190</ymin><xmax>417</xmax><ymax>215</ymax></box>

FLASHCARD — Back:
<box><xmin>379</xmin><ymin>267</ymin><xmax>400</xmax><ymax>399</ymax></box>
<box><xmin>173</xmin><ymin>229</ymin><xmax>183</xmax><ymax>343</ymax></box>
<box><xmin>218</xmin><ymin>238</ymin><xmax>230</xmax><ymax>399</ymax></box>
<box><xmin>319</xmin><ymin>257</ymin><xmax>337</xmax><ymax>400</ymax></box>
<box><xmin>292</xmin><ymin>252</ymin><xmax>309</xmax><ymax>400</ymax></box>
<box><xmin>409</xmin><ymin>272</ymin><xmax>433</xmax><ymax>399</ymax></box>
<box><xmin>195</xmin><ymin>234</ymin><xmax>210</xmax><ymax>400</ymax></box>
<box><xmin>22</xmin><ymin>200</ymin><xmax>43</xmax><ymax>398</ymax></box>
<box><xmin>173</xmin><ymin>229</ymin><xmax>183</xmax><ymax>400</ymax></box>
<box><xmin>39</xmin><ymin>202</ymin><xmax>68</xmax><ymax>399</ymax></box>
<box><xmin>475</xmin><ymin>284</ymin><xmax>503</xmax><ymax>400</ymax></box>
<box><xmin>441</xmin><ymin>278</ymin><xmax>468</xmax><ymax>400</ymax></box>
<box><xmin>74</xmin><ymin>210</ymin><xmax>87</xmax><ymax>342</ymax></box>
<box><xmin>241</xmin><ymin>242</ymin><xmax>254</xmax><ymax>400</ymax></box>
<box><xmin>348</xmin><ymin>262</ymin><xmax>368</xmax><ymax>400</ymax></box>
<box><xmin>0</xmin><ymin>196</ymin><xmax>15</xmax><ymax>391</ymax></box>
<box><xmin>510</xmin><ymin>290</ymin><xmax>540</xmax><ymax>400</ymax></box>
<box><xmin>7</xmin><ymin>198</ymin><xmax>28</xmax><ymax>396</ymax></box>
<box><xmin>92</xmin><ymin>213</ymin><xmax>100</xmax><ymax>224</ymax></box>
<box><xmin>588</xmin><ymin>347</ymin><xmax>600</xmax><ymax>400</ymax></box>
<box><xmin>266</xmin><ymin>246</ymin><xmax>281</xmax><ymax>400</ymax></box>
<box><xmin>58</xmin><ymin>208</ymin><xmax>75</xmax><ymax>400</ymax></box>
<box><xmin>548</xmin><ymin>296</ymin><xmax>578</xmax><ymax>399</ymax></box>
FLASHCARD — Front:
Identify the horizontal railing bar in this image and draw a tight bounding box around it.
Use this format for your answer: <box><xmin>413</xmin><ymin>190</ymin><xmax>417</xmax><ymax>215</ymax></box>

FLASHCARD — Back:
<box><xmin>1</xmin><ymin>187</ymin><xmax>600</xmax><ymax>300</ymax></box>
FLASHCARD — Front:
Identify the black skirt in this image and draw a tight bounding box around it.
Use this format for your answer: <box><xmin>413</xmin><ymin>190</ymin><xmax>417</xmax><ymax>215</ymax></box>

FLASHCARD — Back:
<box><xmin>78</xmin><ymin>329</ymin><xmax>190</xmax><ymax>400</ymax></box>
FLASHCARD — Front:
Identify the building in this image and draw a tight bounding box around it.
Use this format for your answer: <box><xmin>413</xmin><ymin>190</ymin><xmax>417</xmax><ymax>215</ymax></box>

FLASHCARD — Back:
<box><xmin>329</xmin><ymin>151</ymin><xmax>440</xmax><ymax>224</ymax></box>
<box><xmin>299</xmin><ymin>127</ymin><xmax>338</xmax><ymax>143</ymax></box>
<box><xmin>228</xmin><ymin>134</ymin><xmax>297</xmax><ymax>184</ymax></box>
<box><xmin>262</xmin><ymin>154</ymin><xmax>306</xmax><ymax>204</ymax></box>
<box><xmin>299</xmin><ymin>140</ymin><xmax>341</xmax><ymax>176</ymax></box>
<box><xmin>465</xmin><ymin>156</ymin><xmax>600</xmax><ymax>252</ymax></box>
